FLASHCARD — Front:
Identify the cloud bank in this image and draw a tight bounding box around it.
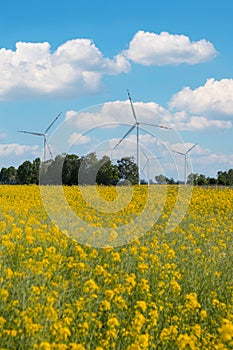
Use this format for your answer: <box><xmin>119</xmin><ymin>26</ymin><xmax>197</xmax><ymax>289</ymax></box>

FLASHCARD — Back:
<box><xmin>0</xmin><ymin>31</ymin><xmax>217</xmax><ymax>100</ymax></box>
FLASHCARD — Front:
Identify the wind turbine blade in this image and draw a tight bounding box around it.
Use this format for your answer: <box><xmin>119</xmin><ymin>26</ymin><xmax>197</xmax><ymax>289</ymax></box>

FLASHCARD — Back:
<box><xmin>139</xmin><ymin>121</ymin><xmax>172</xmax><ymax>130</ymax></box>
<box><xmin>171</xmin><ymin>149</ymin><xmax>185</xmax><ymax>156</ymax></box>
<box><xmin>186</xmin><ymin>143</ymin><xmax>197</xmax><ymax>154</ymax></box>
<box><xmin>140</xmin><ymin>147</ymin><xmax>149</xmax><ymax>160</ymax></box>
<box><xmin>142</xmin><ymin>159</ymin><xmax>148</xmax><ymax>171</ymax></box>
<box><xmin>45</xmin><ymin>112</ymin><xmax>62</xmax><ymax>134</ymax></box>
<box><xmin>18</xmin><ymin>130</ymin><xmax>45</xmax><ymax>136</ymax></box>
<box><xmin>113</xmin><ymin>124</ymin><xmax>136</xmax><ymax>150</ymax></box>
<box><xmin>127</xmin><ymin>89</ymin><xmax>137</xmax><ymax>122</ymax></box>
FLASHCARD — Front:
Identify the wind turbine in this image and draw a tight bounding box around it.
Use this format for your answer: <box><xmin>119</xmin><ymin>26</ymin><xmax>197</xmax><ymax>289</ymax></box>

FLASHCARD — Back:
<box><xmin>18</xmin><ymin>112</ymin><xmax>62</xmax><ymax>162</ymax></box>
<box><xmin>142</xmin><ymin>156</ymin><xmax>163</xmax><ymax>184</ymax></box>
<box><xmin>171</xmin><ymin>143</ymin><xmax>197</xmax><ymax>184</ymax></box>
<box><xmin>113</xmin><ymin>90</ymin><xmax>171</xmax><ymax>184</ymax></box>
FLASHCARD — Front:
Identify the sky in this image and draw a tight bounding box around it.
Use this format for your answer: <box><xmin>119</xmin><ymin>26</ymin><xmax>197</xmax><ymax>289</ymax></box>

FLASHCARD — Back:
<box><xmin>0</xmin><ymin>0</ymin><xmax>233</xmax><ymax>181</ymax></box>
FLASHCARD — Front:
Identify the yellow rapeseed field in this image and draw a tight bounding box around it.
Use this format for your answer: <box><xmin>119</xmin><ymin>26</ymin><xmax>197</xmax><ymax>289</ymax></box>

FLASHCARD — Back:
<box><xmin>0</xmin><ymin>185</ymin><xmax>232</xmax><ymax>349</ymax></box>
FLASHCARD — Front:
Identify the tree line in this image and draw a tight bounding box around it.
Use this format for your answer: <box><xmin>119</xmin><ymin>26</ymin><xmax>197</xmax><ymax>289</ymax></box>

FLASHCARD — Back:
<box><xmin>0</xmin><ymin>153</ymin><xmax>139</xmax><ymax>185</ymax></box>
<box><xmin>0</xmin><ymin>153</ymin><xmax>233</xmax><ymax>186</ymax></box>
<box><xmin>153</xmin><ymin>170</ymin><xmax>233</xmax><ymax>186</ymax></box>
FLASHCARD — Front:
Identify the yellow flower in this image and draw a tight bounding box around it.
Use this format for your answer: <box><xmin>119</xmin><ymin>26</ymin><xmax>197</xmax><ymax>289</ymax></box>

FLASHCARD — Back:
<box><xmin>200</xmin><ymin>310</ymin><xmax>207</xmax><ymax>320</ymax></box>
<box><xmin>131</xmin><ymin>311</ymin><xmax>146</xmax><ymax>333</ymax></box>
<box><xmin>127</xmin><ymin>344</ymin><xmax>141</xmax><ymax>350</ymax></box>
<box><xmin>0</xmin><ymin>288</ymin><xmax>9</xmax><ymax>301</ymax></box>
<box><xmin>39</xmin><ymin>342</ymin><xmax>51</xmax><ymax>350</ymax></box>
<box><xmin>84</xmin><ymin>279</ymin><xmax>99</xmax><ymax>293</ymax></box>
<box><xmin>0</xmin><ymin>317</ymin><xmax>6</xmax><ymax>327</ymax></box>
<box><xmin>177</xmin><ymin>334</ymin><xmax>196</xmax><ymax>350</ymax></box>
<box><xmin>111</xmin><ymin>252</ymin><xmax>121</xmax><ymax>262</ymax></box>
<box><xmin>69</xmin><ymin>345</ymin><xmax>85</xmax><ymax>350</ymax></box>
<box><xmin>105</xmin><ymin>289</ymin><xmax>114</xmax><ymax>300</ymax></box>
<box><xmin>185</xmin><ymin>293</ymin><xmax>201</xmax><ymax>311</ymax></box>
<box><xmin>137</xmin><ymin>333</ymin><xmax>149</xmax><ymax>349</ymax></box>
<box><xmin>100</xmin><ymin>300</ymin><xmax>111</xmax><ymax>311</ymax></box>
<box><xmin>192</xmin><ymin>324</ymin><xmax>202</xmax><ymax>338</ymax></box>
<box><xmin>31</xmin><ymin>285</ymin><xmax>41</xmax><ymax>295</ymax></box>
<box><xmin>107</xmin><ymin>317</ymin><xmax>119</xmax><ymax>328</ymax></box>
<box><xmin>4</xmin><ymin>268</ymin><xmax>13</xmax><ymax>279</ymax></box>
<box><xmin>135</xmin><ymin>301</ymin><xmax>147</xmax><ymax>312</ymax></box>
<box><xmin>170</xmin><ymin>280</ymin><xmax>181</xmax><ymax>293</ymax></box>
<box><xmin>218</xmin><ymin>318</ymin><xmax>233</xmax><ymax>342</ymax></box>
<box><xmin>160</xmin><ymin>325</ymin><xmax>178</xmax><ymax>341</ymax></box>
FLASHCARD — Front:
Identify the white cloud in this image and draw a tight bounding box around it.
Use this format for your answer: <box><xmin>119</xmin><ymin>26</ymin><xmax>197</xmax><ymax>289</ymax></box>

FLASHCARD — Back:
<box><xmin>65</xmin><ymin>100</ymin><xmax>171</xmax><ymax>130</ymax></box>
<box><xmin>66</xmin><ymin>98</ymin><xmax>232</xmax><ymax>133</ymax></box>
<box><xmin>167</xmin><ymin>112</ymin><xmax>232</xmax><ymax>131</ymax></box>
<box><xmin>0</xmin><ymin>143</ymin><xmax>39</xmax><ymax>156</ymax></box>
<box><xmin>169</xmin><ymin>78</ymin><xmax>233</xmax><ymax>116</ymax></box>
<box><xmin>0</xmin><ymin>32</ymin><xmax>219</xmax><ymax>100</ymax></box>
<box><xmin>125</xmin><ymin>31</ymin><xmax>217</xmax><ymax>66</ymax></box>
<box><xmin>194</xmin><ymin>153</ymin><xmax>233</xmax><ymax>167</ymax></box>
<box><xmin>68</xmin><ymin>132</ymin><xmax>91</xmax><ymax>146</ymax></box>
<box><xmin>0</xmin><ymin>39</ymin><xmax>130</xmax><ymax>100</ymax></box>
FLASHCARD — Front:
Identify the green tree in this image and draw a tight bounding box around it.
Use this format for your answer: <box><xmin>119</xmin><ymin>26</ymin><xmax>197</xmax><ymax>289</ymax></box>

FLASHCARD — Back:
<box><xmin>0</xmin><ymin>166</ymin><xmax>17</xmax><ymax>184</ymax></box>
<box><xmin>197</xmin><ymin>174</ymin><xmax>208</xmax><ymax>186</ymax></box>
<box><xmin>187</xmin><ymin>173</ymin><xmax>198</xmax><ymax>185</ymax></box>
<box><xmin>31</xmin><ymin>158</ymin><xmax>41</xmax><ymax>184</ymax></box>
<box><xmin>17</xmin><ymin>161</ymin><xmax>33</xmax><ymax>184</ymax></box>
<box><xmin>46</xmin><ymin>155</ymin><xmax>65</xmax><ymax>185</ymax></box>
<box><xmin>226</xmin><ymin>169</ymin><xmax>233</xmax><ymax>186</ymax></box>
<box><xmin>217</xmin><ymin>171</ymin><xmax>227</xmax><ymax>186</ymax></box>
<box><xmin>62</xmin><ymin>154</ymin><xmax>80</xmax><ymax>185</ymax></box>
<box><xmin>96</xmin><ymin>156</ymin><xmax>119</xmax><ymax>185</ymax></box>
<box><xmin>207</xmin><ymin>177</ymin><xmax>217</xmax><ymax>185</ymax></box>
<box><xmin>166</xmin><ymin>177</ymin><xmax>175</xmax><ymax>184</ymax></box>
<box><xmin>117</xmin><ymin>157</ymin><xmax>139</xmax><ymax>185</ymax></box>
<box><xmin>155</xmin><ymin>174</ymin><xmax>166</xmax><ymax>184</ymax></box>
<box><xmin>78</xmin><ymin>153</ymin><xmax>99</xmax><ymax>185</ymax></box>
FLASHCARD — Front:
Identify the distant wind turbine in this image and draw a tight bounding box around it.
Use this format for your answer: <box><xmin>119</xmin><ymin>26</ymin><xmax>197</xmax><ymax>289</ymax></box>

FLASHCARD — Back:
<box><xmin>141</xmin><ymin>148</ymin><xmax>163</xmax><ymax>184</ymax></box>
<box><xmin>171</xmin><ymin>143</ymin><xmax>197</xmax><ymax>184</ymax></box>
<box><xmin>142</xmin><ymin>156</ymin><xmax>163</xmax><ymax>184</ymax></box>
<box><xmin>18</xmin><ymin>112</ymin><xmax>62</xmax><ymax>162</ymax></box>
<box><xmin>113</xmin><ymin>90</ymin><xmax>171</xmax><ymax>184</ymax></box>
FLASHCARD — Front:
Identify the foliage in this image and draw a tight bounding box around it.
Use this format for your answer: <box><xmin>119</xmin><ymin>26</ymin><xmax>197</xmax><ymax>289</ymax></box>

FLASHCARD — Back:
<box><xmin>117</xmin><ymin>157</ymin><xmax>139</xmax><ymax>185</ymax></box>
<box><xmin>155</xmin><ymin>174</ymin><xmax>166</xmax><ymax>184</ymax></box>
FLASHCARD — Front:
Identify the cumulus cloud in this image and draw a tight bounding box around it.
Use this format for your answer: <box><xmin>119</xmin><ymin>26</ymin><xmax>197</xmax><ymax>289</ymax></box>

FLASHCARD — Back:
<box><xmin>68</xmin><ymin>132</ymin><xmax>91</xmax><ymax>146</ymax></box>
<box><xmin>194</xmin><ymin>153</ymin><xmax>233</xmax><ymax>167</ymax></box>
<box><xmin>169</xmin><ymin>78</ymin><xmax>233</xmax><ymax>116</ymax></box>
<box><xmin>0</xmin><ymin>143</ymin><xmax>39</xmax><ymax>156</ymax></box>
<box><xmin>65</xmin><ymin>100</ymin><xmax>171</xmax><ymax>130</ymax></box>
<box><xmin>0</xmin><ymin>31</ymin><xmax>219</xmax><ymax>100</ymax></box>
<box><xmin>65</xmin><ymin>98</ymin><xmax>232</xmax><ymax>133</ymax></box>
<box><xmin>0</xmin><ymin>38</ymin><xmax>130</xmax><ymax>100</ymax></box>
<box><xmin>166</xmin><ymin>111</ymin><xmax>232</xmax><ymax>130</ymax></box>
<box><xmin>125</xmin><ymin>31</ymin><xmax>217</xmax><ymax>66</ymax></box>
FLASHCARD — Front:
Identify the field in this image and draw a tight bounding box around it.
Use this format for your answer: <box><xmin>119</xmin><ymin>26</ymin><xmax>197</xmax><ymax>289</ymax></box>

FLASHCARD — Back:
<box><xmin>0</xmin><ymin>185</ymin><xmax>232</xmax><ymax>349</ymax></box>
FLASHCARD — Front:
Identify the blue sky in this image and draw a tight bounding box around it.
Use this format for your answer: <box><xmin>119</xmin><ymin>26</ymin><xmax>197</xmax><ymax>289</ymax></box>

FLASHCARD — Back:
<box><xmin>0</xmin><ymin>0</ymin><xmax>233</xmax><ymax>180</ymax></box>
